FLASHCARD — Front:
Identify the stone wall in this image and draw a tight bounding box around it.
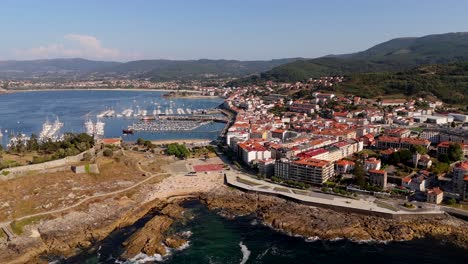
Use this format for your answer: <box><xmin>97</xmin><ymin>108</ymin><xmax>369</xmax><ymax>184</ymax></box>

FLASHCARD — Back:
<box><xmin>0</xmin><ymin>148</ymin><xmax>95</xmax><ymax>179</ymax></box>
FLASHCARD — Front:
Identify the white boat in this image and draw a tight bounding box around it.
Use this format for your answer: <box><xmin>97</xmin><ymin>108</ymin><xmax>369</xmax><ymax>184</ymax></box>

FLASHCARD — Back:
<box><xmin>85</xmin><ymin>119</ymin><xmax>94</xmax><ymax>136</ymax></box>
<box><xmin>95</xmin><ymin>120</ymin><xmax>105</xmax><ymax>136</ymax></box>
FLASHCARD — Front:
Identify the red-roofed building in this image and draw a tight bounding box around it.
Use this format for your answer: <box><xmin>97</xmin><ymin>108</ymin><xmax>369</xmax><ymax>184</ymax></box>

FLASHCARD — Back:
<box><xmin>369</xmin><ymin>169</ymin><xmax>387</xmax><ymax>189</ymax></box>
<box><xmin>453</xmin><ymin>161</ymin><xmax>468</xmax><ymax>194</ymax></box>
<box><xmin>364</xmin><ymin>158</ymin><xmax>381</xmax><ymax>171</ymax></box>
<box><xmin>361</xmin><ymin>133</ymin><xmax>375</xmax><ymax>147</ymax></box>
<box><xmin>238</xmin><ymin>141</ymin><xmax>271</xmax><ymax>165</ymax></box>
<box><xmin>101</xmin><ymin>138</ymin><xmax>121</xmax><ymax>147</ymax></box>
<box><xmin>275</xmin><ymin>158</ymin><xmax>334</xmax><ymax>185</ymax></box>
<box><xmin>427</xmin><ymin>187</ymin><xmax>444</xmax><ymax>204</ymax></box>
<box><xmin>335</xmin><ymin>159</ymin><xmax>355</xmax><ymax>174</ymax></box>
<box><xmin>376</xmin><ymin>136</ymin><xmax>430</xmax><ymax>149</ymax></box>
<box><xmin>437</xmin><ymin>141</ymin><xmax>468</xmax><ymax>157</ymax></box>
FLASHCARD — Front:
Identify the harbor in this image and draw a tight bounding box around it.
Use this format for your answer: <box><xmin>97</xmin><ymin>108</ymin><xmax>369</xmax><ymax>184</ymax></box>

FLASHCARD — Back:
<box><xmin>0</xmin><ymin>90</ymin><xmax>226</xmax><ymax>147</ymax></box>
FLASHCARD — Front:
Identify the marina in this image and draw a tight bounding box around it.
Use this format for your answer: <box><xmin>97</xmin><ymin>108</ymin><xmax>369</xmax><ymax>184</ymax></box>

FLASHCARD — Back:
<box><xmin>0</xmin><ymin>90</ymin><xmax>225</xmax><ymax>147</ymax></box>
<box><xmin>128</xmin><ymin>120</ymin><xmax>210</xmax><ymax>132</ymax></box>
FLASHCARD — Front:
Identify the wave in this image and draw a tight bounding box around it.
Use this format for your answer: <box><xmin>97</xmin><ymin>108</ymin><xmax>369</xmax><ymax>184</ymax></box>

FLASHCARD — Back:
<box><xmin>305</xmin><ymin>236</ymin><xmax>320</xmax><ymax>242</ymax></box>
<box><xmin>124</xmin><ymin>252</ymin><xmax>164</xmax><ymax>263</ymax></box>
<box><xmin>180</xmin><ymin>230</ymin><xmax>193</xmax><ymax>238</ymax></box>
<box><xmin>256</xmin><ymin>247</ymin><xmax>270</xmax><ymax>260</ymax></box>
<box><xmin>239</xmin><ymin>242</ymin><xmax>251</xmax><ymax>264</ymax></box>
<box><xmin>176</xmin><ymin>241</ymin><xmax>191</xmax><ymax>251</ymax></box>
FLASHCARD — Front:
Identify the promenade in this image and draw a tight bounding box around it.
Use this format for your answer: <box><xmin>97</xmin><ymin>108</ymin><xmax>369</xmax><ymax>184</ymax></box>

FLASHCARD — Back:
<box><xmin>225</xmin><ymin>173</ymin><xmax>445</xmax><ymax>219</ymax></box>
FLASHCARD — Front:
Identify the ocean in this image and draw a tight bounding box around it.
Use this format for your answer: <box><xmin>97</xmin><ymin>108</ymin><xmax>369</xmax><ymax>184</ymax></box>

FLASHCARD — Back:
<box><xmin>0</xmin><ymin>90</ymin><xmax>225</xmax><ymax>146</ymax></box>
<box><xmin>54</xmin><ymin>200</ymin><xmax>468</xmax><ymax>264</ymax></box>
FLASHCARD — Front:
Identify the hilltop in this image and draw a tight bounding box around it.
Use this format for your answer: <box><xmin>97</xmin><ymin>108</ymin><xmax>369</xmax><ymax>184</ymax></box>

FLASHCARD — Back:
<box><xmin>317</xmin><ymin>62</ymin><xmax>468</xmax><ymax>104</ymax></box>
<box><xmin>233</xmin><ymin>32</ymin><xmax>468</xmax><ymax>83</ymax></box>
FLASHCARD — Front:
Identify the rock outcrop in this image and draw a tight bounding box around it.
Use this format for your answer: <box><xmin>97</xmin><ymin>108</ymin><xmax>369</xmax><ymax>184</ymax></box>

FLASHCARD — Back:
<box><xmin>201</xmin><ymin>187</ymin><xmax>468</xmax><ymax>248</ymax></box>
<box><xmin>120</xmin><ymin>201</ymin><xmax>187</xmax><ymax>260</ymax></box>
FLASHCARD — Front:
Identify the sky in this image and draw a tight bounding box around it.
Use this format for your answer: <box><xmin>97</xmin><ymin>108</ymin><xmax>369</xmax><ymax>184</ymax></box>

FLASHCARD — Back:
<box><xmin>0</xmin><ymin>0</ymin><xmax>467</xmax><ymax>61</ymax></box>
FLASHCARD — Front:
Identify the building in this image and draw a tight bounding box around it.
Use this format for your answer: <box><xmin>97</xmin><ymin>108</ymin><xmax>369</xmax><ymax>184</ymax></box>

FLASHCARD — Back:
<box><xmin>409</xmin><ymin>175</ymin><xmax>427</xmax><ymax>192</ymax></box>
<box><xmin>437</xmin><ymin>142</ymin><xmax>468</xmax><ymax>158</ymax></box>
<box><xmin>238</xmin><ymin>141</ymin><xmax>271</xmax><ymax>165</ymax></box>
<box><xmin>101</xmin><ymin>138</ymin><xmax>122</xmax><ymax>147</ymax></box>
<box><xmin>453</xmin><ymin>161</ymin><xmax>468</xmax><ymax>194</ymax></box>
<box><xmin>463</xmin><ymin>177</ymin><xmax>468</xmax><ymax>202</ymax></box>
<box><xmin>369</xmin><ymin>169</ymin><xmax>387</xmax><ymax>189</ymax></box>
<box><xmin>376</xmin><ymin>136</ymin><xmax>430</xmax><ymax>149</ymax></box>
<box><xmin>426</xmin><ymin>187</ymin><xmax>444</xmax><ymax>204</ymax></box>
<box><xmin>257</xmin><ymin>158</ymin><xmax>275</xmax><ymax>177</ymax></box>
<box><xmin>364</xmin><ymin>158</ymin><xmax>381</xmax><ymax>171</ymax></box>
<box><xmin>335</xmin><ymin>159</ymin><xmax>355</xmax><ymax>174</ymax></box>
<box><xmin>380</xmin><ymin>99</ymin><xmax>406</xmax><ymax>106</ymax></box>
<box><xmin>384</xmin><ymin>128</ymin><xmax>411</xmax><ymax>138</ymax></box>
<box><xmin>275</xmin><ymin>158</ymin><xmax>334</xmax><ymax>185</ymax></box>
<box><xmin>412</xmin><ymin>153</ymin><xmax>432</xmax><ymax>168</ymax></box>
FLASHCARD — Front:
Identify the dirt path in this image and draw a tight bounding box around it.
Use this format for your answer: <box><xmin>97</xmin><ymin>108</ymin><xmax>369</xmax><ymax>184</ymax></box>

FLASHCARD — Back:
<box><xmin>0</xmin><ymin>154</ymin><xmax>165</xmax><ymax>227</ymax></box>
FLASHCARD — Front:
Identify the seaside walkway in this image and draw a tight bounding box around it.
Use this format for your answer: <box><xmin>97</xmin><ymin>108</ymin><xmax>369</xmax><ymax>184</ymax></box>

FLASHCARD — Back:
<box><xmin>225</xmin><ymin>173</ymin><xmax>445</xmax><ymax>219</ymax></box>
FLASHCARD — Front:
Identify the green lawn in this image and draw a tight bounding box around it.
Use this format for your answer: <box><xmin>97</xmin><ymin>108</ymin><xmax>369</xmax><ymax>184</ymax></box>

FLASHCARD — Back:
<box><xmin>10</xmin><ymin>216</ymin><xmax>42</xmax><ymax>235</ymax></box>
<box><xmin>236</xmin><ymin>177</ymin><xmax>261</xmax><ymax>186</ymax></box>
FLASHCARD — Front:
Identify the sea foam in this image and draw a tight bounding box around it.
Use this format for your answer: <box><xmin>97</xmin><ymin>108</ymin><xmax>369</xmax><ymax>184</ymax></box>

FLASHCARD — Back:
<box><xmin>239</xmin><ymin>242</ymin><xmax>251</xmax><ymax>264</ymax></box>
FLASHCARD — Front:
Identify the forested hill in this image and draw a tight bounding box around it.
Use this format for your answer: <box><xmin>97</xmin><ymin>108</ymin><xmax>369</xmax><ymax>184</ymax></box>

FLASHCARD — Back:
<box><xmin>0</xmin><ymin>58</ymin><xmax>301</xmax><ymax>80</ymax></box>
<box><xmin>231</xmin><ymin>32</ymin><xmax>468</xmax><ymax>84</ymax></box>
<box><xmin>319</xmin><ymin>62</ymin><xmax>468</xmax><ymax>104</ymax></box>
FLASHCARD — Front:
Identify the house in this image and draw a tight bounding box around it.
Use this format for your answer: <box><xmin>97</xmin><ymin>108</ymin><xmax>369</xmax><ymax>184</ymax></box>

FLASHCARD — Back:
<box><xmin>361</xmin><ymin>133</ymin><xmax>375</xmax><ymax>147</ymax></box>
<box><xmin>452</xmin><ymin>161</ymin><xmax>468</xmax><ymax>194</ymax></box>
<box><xmin>257</xmin><ymin>158</ymin><xmax>275</xmax><ymax>177</ymax></box>
<box><xmin>364</xmin><ymin>158</ymin><xmax>381</xmax><ymax>171</ymax></box>
<box><xmin>101</xmin><ymin>138</ymin><xmax>122</xmax><ymax>147</ymax></box>
<box><xmin>409</xmin><ymin>175</ymin><xmax>427</xmax><ymax>192</ymax></box>
<box><xmin>412</xmin><ymin>153</ymin><xmax>432</xmax><ymax>168</ymax></box>
<box><xmin>335</xmin><ymin>159</ymin><xmax>355</xmax><ymax>174</ymax></box>
<box><xmin>369</xmin><ymin>169</ymin><xmax>387</xmax><ymax>189</ymax></box>
<box><xmin>437</xmin><ymin>142</ymin><xmax>468</xmax><ymax>157</ymax></box>
<box><xmin>402</xmin><ymin>176</ymin><xmax>412</xmax><ymax>188</ymax></box>
<box><xmin>238</xmin><ymin>141</ymin><xmax>271</xmax><ymax>165</ymax></box>
<box><xmin>426</xmin><ymin>187</ymin><xmax>444</xmax><ymax>204</ymax></box>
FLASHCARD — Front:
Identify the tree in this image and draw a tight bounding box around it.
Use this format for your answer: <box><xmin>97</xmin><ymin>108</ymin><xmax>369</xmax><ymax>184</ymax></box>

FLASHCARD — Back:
<box><xmin>354</xmin><ymin>161</ymin><xmax>366</xmax><ymax>187</ymax></box>
<box><xmin>398</xmin><ymin>149</ymin><xmax>413</xmax><ymax>163</ymax></box>
<box><xmin>413</xmin><ymin>145</ymin><xmax>427</xmax><ymax>155</ymax></box>
<box><xmin>448</xmin><ymin>143</ymin><xmax>463</xmax><ymax>162</ymax></box>
<box><xmin>389</xmin><ymin>152</ymin><xmax>401</xmax><ymax>165</ymax></box>
<box><xmin>438</xmin><ymin>154</ymin><xmax>450</xmax><ymax>163</ymax></box>
<box><xmin>103</xmin><ymin>148</ymin><xmax>113</xmax><ymax>157</ymax></box>
<box><xmin>136</xmin><ymin>138</ymin><xmax>145</xmax><ymax>145</ymax></box>
<box><xmin>431</xmin><ymin>162</ymin><xmax>449</xmax><ymax>174</ymax></box>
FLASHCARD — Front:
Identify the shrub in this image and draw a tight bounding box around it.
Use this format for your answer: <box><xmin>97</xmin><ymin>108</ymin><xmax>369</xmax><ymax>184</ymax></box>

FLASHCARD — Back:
<box><xmin>446</xmin><ymin>198</ymin><xmax>456</xmax><ymax>206</ymax></box>
<box><xmin>82</xmin><ymin>152</ymin><xmax>92</xmax><ymax>161</ymax></box>
<box><xmin>103</xmin><ymin>148</ymin><xmax>113</xmax><ymax>157</ymax></box>
<box><xmin>1</xmin><ymin>170</ymin><xmax>10</xmax><ymax>176</ymax></box>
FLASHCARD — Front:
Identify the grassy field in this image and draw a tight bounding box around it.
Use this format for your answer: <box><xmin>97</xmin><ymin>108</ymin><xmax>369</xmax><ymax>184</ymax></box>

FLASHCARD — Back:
<box><xmin>236</xmin><ymin>177</ymin><xmax>261</xmax><ymax>186</ymax></box>
<box><xmin>273</xmin><ymin>187</ymin><xmax>291</xmax><ymax>193</ymax></box>
<box><xmin>10</xmin><ymin>216</ymin><xmax>43</xmax><ymax>235</ymax></box>
<box><xmin>0</xmin><ymin>150</ymin><xmax>168</xmax><ymax>222</ymax></box>
<box><xmin>374</xmin><ymin>200</ymin><xmax>399</xmax><ymax>212</ymax></box>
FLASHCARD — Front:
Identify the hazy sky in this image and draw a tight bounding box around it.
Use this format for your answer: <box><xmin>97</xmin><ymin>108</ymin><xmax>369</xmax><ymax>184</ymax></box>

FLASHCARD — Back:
<box><xmin>1</xmin><ymin>0</ymin><xmax>467</xmax><ymax>61</ymax></box>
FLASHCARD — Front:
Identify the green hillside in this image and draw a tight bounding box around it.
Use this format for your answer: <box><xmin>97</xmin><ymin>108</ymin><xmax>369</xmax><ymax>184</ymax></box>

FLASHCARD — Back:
<box><xmin>236</xmin><ymin>32</ymin><xmax>468</xmax><ymax>83</ymax></box>
<box><xmin>321</xmin><ymin>62</ymin><xmax>468</xmax><ymax>104</ymax></box>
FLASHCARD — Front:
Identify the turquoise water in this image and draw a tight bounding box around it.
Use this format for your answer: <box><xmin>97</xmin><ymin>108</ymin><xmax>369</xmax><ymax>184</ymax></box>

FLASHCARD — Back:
<box><xmin>0</xmin><ymin>90</ymin><xmax>225</xmax><ymax>146</ymax></box>
<box><xmin>56</xmin><ymin>200</ymin><xmax>468</xmax><ymax>264</ymax></box>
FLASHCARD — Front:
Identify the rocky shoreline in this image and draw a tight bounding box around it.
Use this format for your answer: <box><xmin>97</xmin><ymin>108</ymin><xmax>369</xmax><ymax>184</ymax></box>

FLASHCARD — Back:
<box><xmin>200</xmin><ymin>187</ymin><xmax>468</xmax><ymax>249</ymax></box>
<box><xmin>0</xmin><ymin>195</ymin><xmax>196</xmax><ymax>264</ymax></box>
<box><xmin>2</xmin><ymin>185</ymin><xmax>468</xmax><ymax>263</ymax></box>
